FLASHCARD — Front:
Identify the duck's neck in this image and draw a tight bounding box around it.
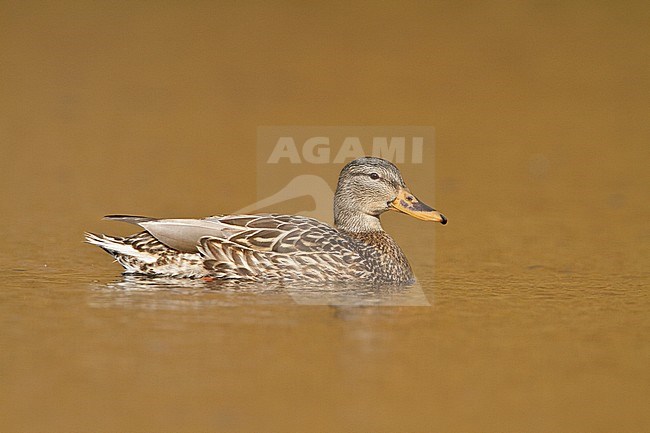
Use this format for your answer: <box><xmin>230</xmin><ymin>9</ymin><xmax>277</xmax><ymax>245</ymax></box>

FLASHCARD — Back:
<box><xmin>334</xmin><ymin>208</ymin><xmax>383</xmax><ymax>233</ymax></box>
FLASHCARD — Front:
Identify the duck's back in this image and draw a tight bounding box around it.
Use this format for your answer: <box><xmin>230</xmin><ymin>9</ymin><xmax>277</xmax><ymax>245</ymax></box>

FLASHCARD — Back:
<box><xmin>87</xmin><ymin>214</ymin><xmax>413</xmax><ymax>283</ymax></box>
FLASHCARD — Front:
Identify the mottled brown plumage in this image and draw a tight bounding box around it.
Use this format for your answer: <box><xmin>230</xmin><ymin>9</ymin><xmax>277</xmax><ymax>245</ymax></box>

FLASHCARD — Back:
<box><xmin>85</xmin><ymin>157</ymin><xmax>446</xmax><ymax>283</ymax></box>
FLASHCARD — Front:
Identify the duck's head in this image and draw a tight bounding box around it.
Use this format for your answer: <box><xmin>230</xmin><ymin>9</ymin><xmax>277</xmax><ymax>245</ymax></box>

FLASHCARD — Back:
<box><xmin>334</xmin><ymin>157</ymin><xmax>447</xmax><ymax>232</ymax></box>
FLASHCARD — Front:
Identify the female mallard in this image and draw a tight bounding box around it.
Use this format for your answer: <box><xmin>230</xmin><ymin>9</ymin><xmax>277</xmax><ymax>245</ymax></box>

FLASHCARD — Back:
<box><xmin>86</xmin><ymin>157</ymin><xmax>447</xmax><ymax>283</ymax></box>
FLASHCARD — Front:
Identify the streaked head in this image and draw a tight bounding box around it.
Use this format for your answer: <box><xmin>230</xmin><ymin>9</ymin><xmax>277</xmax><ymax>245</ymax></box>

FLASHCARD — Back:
<box><xmin>334</xmin><ymin>157</ymin><xmax>447</xmax><ymax>232</ymax></box>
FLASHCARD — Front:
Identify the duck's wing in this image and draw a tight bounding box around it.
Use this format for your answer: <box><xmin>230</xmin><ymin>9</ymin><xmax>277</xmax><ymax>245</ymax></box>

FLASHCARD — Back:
<box><xmin>203</xmin><ymin>214</ymin><xmax>354</xmax><ymax>254</ymax></box>
<box><xmin>104</xmin><ymin>213</ymin><xmax>355</xmax><ymax>255</ymax></box>
<box><xmin>197</xmin><ymin>214</ymin><xmax>367</xmax><ymax>281</ymax></box>
<box><xmin>104</xmin><ymin>214</ymin><xmax>238</xmax><ymax>253</ymax></box>
<box><xmin>105</xmin><ymin>214</ymin><xmax>368</xmax><ymax>280</ymax></box>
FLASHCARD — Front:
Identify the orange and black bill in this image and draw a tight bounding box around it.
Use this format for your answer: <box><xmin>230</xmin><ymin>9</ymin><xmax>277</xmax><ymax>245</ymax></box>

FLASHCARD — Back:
<box><xmin>389</xmin><ymin>188</ymin><xmax>447</xmax><ymax>224</ymax></box>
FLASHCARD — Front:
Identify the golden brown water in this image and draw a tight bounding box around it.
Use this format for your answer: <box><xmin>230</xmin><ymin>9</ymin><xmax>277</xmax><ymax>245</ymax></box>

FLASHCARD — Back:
<box><xmin>1</xmin><ymin>2</ymin><xmax>649</xmax><ymax>432</ymax></box>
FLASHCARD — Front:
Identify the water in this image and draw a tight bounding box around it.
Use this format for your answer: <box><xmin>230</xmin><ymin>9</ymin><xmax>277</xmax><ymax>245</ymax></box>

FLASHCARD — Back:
<box><xmin>1</xmin><ymin>2</ymin><xmax>649</xmax><ymax>432</ymax></box>
<box><xmin>2</xmin><ymin>217</ymin><xmax>647</xmax><ymax>432</ymax></box>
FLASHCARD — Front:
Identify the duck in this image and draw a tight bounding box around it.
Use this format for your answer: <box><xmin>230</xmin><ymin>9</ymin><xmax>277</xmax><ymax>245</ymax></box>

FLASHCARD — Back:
<box><xmin>85</xmin><ymin>157</ymin><xmax>447</xmax><ymax>283</ymax></box>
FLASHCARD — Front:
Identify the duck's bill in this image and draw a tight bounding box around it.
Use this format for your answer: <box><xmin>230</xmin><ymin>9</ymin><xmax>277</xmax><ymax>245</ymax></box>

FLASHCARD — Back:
<box><xmin>389</xmin><ymin>189</ymin><xmax>447</xmax><ymax>224</ymax></box>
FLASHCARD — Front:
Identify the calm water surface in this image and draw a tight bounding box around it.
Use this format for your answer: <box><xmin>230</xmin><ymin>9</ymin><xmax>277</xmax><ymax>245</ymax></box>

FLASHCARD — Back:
<box><xmin>1</xmin><ymin>215</ymin><xmax>647</xmax><ymax>432</ymax></box>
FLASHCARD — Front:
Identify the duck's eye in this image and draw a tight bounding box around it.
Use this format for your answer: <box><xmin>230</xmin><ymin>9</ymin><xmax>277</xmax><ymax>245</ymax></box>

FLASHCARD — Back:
<box><xmin>369</xmin><ymin>173</ymin><xmax>380</xmax><ymax>180</ymax></box>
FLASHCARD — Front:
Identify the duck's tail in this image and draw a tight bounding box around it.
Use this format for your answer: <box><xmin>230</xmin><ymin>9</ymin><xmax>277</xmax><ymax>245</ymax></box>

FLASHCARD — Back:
<box><xmin>84</xmin><ymin>231</ymin><xmax>207</xmax><ymax>278</ymax></box>
<box><xmin>85</xmin><ymin>232</ymin><xmax>157</xmax><ymax>264</ymax></box>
